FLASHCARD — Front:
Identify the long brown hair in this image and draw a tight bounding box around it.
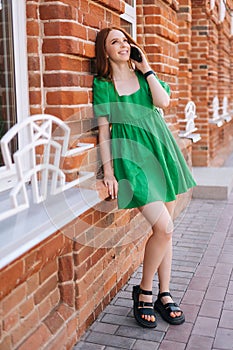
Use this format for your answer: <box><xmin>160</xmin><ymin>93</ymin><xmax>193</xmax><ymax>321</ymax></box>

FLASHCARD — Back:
<box><xmin>95</xmin><ymin>26</ymin><xmax>141</xmax><ymax>79</ymax></box>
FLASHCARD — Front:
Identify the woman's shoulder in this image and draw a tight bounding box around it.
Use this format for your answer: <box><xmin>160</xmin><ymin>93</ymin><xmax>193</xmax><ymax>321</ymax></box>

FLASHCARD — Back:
<box><xmin>93</xmin><ymin>75</ymin><xmax>111</xmax><ymax>87</ymax></box>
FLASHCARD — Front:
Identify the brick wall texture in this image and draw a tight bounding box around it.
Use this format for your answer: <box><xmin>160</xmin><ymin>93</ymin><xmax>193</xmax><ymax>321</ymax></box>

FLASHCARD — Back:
<box><xmin>1</xmin><ymin>0</ymin><xmax>233</xmax><ymax>349</ymax></box>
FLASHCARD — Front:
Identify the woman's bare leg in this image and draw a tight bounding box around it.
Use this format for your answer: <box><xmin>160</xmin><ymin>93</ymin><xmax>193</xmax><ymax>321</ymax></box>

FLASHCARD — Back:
<box><xmin>138</xmin><ymin>201</ymin><xmax>174</xmax><ymax>322</ymax></box>
<box><xmin>157</xmin><ymin>200</ymin><xmax>181</xmax><ymax>317</ymax></box>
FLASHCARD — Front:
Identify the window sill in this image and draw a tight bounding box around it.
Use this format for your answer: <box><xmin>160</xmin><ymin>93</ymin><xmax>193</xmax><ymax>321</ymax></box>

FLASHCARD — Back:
<box><xmin>0</xmin><ymin>185</ymin><xmax>102</xmax><ymax>269</ymax></box>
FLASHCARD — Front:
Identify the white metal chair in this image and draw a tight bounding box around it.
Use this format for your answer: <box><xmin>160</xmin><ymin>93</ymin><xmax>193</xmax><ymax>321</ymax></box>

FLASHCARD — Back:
<box><xmin>0</xmin><ymin>114</ymin><xmax>94</xmax><ymax>221</ymax></box>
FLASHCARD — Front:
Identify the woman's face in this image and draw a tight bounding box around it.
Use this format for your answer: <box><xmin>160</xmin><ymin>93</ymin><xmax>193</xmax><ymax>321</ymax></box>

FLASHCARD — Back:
<box><xmin>105</xmin><ymin>29</ymin><xmax>131</xmax><ymax>63</ymax></box>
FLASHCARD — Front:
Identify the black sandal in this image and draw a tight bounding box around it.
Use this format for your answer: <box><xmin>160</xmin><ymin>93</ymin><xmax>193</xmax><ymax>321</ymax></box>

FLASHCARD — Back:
<box><xmin>132</xmin><ymin>285</ymin><xmax>157</xmax><ymax>328</ymax></box>
<box><xmin>154</xmin><ymin>291</ymin><xmax>185</xmax><ymax>325</ymax></box>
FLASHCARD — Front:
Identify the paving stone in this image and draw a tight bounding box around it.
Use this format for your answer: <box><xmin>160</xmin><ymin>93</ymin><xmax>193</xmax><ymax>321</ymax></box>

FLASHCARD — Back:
<box><xmin>205</xmin><ymin>285</ymin><xmax>226</xmax><ymax>301</ymax></box>
<box><xmin>179</xmin><ymin>303</ymin><xmax>200</xmax><ymax>324</ymax></box>
<box><xmin>199</xmin><ymin>300</ymin><xmax>223</xmax><ymax>318</ymax></box>
<box><xmin>209</xmin><ymin>273</ymin><xmax>230</xmax><ymax>288</ymax></box>
<box><xmin>224</xmin><ymin>294</ymin><xmax>233</xmax><ymax>311</ymax></box>
<box><xmin>188</xmin><ymin>276</ymin><xmax>210</xmax><ymax>291</ymax></box>
<box><xmin>182</xmin><ymin>290</ymin><xmax>205</xmax><ymax>306</ymax></box>
<box><xmin>213</xmin><ymin>328</ymin><xmax>233</xmax><ymax>349</ymax></box>
<box><xmin>104</xmin><ymin>305</ymin><xmax>131</xmax><ymax>316</ymax></box>
<box><xmin>158</xmin><ymin>340</ymin><xmax>186</xmax><ymax>350</ymax></box>
<box><xmin>85</xmin><ymin>331</ymin><xmax>135</xmax><ymax>349</ymax></box>
<box><xmin>164</xmin><ymin>322</ymin><xmax>193</xmax><ymax>343</ymax></box>
<box><xmin>73</xmin><ymin>341</ymin><xmax>105</xmax><ymax>349</ymax></box>
<box><xmin>101</xmin><ymin>313</ymin><xmax>136</xmax><ymax>327</ymax></box>
<box><xmin>185</xmin><ymin>335</ymin><xmax>214</xmax><ymax>350</ymax></box>
<box><xmin>227</xmin><ymin>281</ymin><xmax>233</xmax><ymax>294</ymax></box>
<box><xmin>219</xmin><ymin>310</ymin><xmax>233</xmax><ymax>329</ymax></box>
<box><xmin>194</xmin><ymin>265</ymin><xmax>214</xmax><ymax>278</ymax></box>
<box><xmin>90</xmin><ymin>322</ymin><xmax>119</xmax><ymax>334</ymax></box>
<box><xmin>116</xmin><ymin>325</ymin><xmax>164</xmax><ymax>343</ymax></box>
<box><xmin>132</xmin><ymin>339</ymin><xmax>159</xmax><ymax>350</ymax></box>
<box><xmin>192</xmin><ymin>316</ymin><xmax>218</xmax><ymax>337</ymax></box>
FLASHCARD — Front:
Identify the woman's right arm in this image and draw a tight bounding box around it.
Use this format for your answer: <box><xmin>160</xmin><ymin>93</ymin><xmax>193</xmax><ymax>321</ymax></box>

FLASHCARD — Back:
<box><xmin>98</xmin><ymin>116</ymin><xmax>118</xmax><ymax>199</ymax></box>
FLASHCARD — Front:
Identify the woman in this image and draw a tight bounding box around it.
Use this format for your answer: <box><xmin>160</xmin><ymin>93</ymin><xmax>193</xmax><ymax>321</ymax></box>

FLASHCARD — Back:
<box><xmin>93</xmin><ymin>26</ymin><xmax>196</xmax><ymax>328</ymax></box>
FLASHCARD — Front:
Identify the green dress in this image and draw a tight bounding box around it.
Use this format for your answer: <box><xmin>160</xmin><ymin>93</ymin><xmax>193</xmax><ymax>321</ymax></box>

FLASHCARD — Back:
<box><xmin>93</xmin><ymin>71</ymin><xmax>196</xmax><ymax>209</ymax></box>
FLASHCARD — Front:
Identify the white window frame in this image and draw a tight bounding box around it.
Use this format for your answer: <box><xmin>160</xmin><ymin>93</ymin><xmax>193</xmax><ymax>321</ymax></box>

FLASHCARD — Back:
<box><xmin>11</xmin><ymin>0</ymin><xmax>30</xmax><ymax>147</ymax></box>
<box><xmin>120</xmin><ymin>1</ymin><xmax>137</xmax><ymax>40</ymax></box>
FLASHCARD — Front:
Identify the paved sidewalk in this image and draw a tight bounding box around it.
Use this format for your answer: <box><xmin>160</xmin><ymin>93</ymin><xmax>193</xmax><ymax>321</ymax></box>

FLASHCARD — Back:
<box><xmin>73</xmin><ymin>165</ymin><xmax>233</xmax><ymax>349</ymax></box>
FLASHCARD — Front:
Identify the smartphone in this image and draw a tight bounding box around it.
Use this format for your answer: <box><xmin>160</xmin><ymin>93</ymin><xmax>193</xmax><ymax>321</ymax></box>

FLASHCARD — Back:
<box><xmin>130</xmin><ymin>46</ymin><xmax>143</xmax><ymax>63</ymax></box>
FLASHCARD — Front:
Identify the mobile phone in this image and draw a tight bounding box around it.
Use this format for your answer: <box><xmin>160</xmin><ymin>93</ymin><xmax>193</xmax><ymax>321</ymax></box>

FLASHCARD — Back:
<box><xmin>130</xmin><ymin>46</ymin><xmax>143</xmax><ymax>63</ymax></box>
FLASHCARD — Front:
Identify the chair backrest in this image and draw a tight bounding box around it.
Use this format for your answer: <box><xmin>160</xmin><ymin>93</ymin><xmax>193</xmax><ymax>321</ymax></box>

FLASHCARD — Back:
<box><xmin>212</xmin><ymin>96</ymin><xmax>219</xmax><ymax>120</ymax></box>
<box><xmin>0</xmin><ymin>114</ymin><xmax>93</xmax><ymax>221</ymax></box>
<box><xmin>184</xmin><ymin>101</ymin><xmax>196</xmax><ymax>133</ymax></box>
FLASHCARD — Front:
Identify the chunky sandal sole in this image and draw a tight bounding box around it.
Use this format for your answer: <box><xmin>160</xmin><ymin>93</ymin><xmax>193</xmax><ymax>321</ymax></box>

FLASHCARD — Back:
<box><xmin>154</xmin><ymin>292</ymin><xmax>185</xmax><ymax>325</ymax></box>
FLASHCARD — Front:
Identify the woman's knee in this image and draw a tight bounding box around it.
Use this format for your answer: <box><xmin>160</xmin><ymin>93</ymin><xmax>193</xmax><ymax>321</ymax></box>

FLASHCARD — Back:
<box><xmin>152</xmin><ymin>215</ymin><xmax>174</xmax><ymax>238</ymax></box>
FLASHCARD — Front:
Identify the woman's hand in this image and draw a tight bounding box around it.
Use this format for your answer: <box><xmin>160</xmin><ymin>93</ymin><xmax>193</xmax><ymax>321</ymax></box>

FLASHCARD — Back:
<box><xmin>103</xmin><ymin>173</ymin><xmax>118</xmax><ymax>199</ymax></box>
<box><xmin>130</xmin><ymin>45</ymin><xmax>151</xmax><ymax>74</ymax></box>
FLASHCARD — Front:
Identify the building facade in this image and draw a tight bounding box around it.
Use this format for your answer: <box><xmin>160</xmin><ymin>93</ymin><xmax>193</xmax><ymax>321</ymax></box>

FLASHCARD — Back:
<box><xmin>1</xmin><ymin>0</ymin><xmax>233</xmax><ymax>349</ymax></box>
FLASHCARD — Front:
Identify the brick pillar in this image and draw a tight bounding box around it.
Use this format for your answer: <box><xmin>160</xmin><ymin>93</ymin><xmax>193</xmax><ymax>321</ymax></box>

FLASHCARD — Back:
<box><xmin>177</xmin><ymin>0</ymin><xmax>192</xmax><ymax>122</ymax></box>
<box><xmin>191</xmin><ymin>1</ymin><xmax>210</xmax><ymax>166</ymax></box>
<box><xmin>139</xmin><ymin>0</ymin><xmax>179</xmax><ymax>127</ymax></box>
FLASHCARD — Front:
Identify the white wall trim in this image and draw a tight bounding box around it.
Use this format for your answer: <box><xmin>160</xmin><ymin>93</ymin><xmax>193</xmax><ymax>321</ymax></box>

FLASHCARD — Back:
<box><xmin>11</xmin><ymin>0</ymin><xmax>29</xmax><ymax>148</ymax></box>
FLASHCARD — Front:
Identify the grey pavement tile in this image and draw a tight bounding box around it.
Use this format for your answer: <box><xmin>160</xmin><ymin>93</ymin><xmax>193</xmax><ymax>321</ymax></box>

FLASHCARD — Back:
<box><xmin>73</xmin><ymin>341</ymin><xmax>105</xmax><ymax>349</ymax></box>
<box><xmin>101</xmin><ymin>313</ymin><xmax>136</xmax><ymax>327</ymax></box>
<box><xmin>205</xmin><ymin>285</ymin><xmax>226</xmax><ymax>301</ymax></box>
<box><xmin>185</xmin><ymin>334</ymin><xmax>214</xmax><ymax>350</ymax></box>
<box><xmin>227</xmin><ymin>281</ymin><xmax>233</xmax><ymax>294</ymax></box>
<box><xmin>199</xmin><ymin>300</ymin><xmax>223</xmax><ymax>318</ymax></box>
<box><xmin>213</xmin><ymin>328</ymin><xmax>233</xmax><ymax>349</ymax></box>
<box><xmin>209</xmin><ymin>273</ymin><xmax>230</xmax><ymax>288</ymax></box>
<box><xmin>164</xmin><ymin>322</ymin><xmax>193</xmax><ymax>343</ymax></box>
<box><xmin>116</xmin><ymin>325</ymin><xmax>164</xmax><ymax>342</ymax></box>
<box><xmin>158</xmin><ymin>340</ymin><xmax>186</xmax><ymax>350</ymax></box>
<box><xmin>171</xmin><ymin>270</ymin><xmax>194</xmax><ymax>279</ymax></box>
<box><xmin>188</xmin><ymin>276</ymin><xmax>210</xmax><ymax>291</ymax></box>
<box><xmin>194</xmin><ymin>265</ymin><xmax>214</xmax><ymax>278</ymax></box>
<box><xmin>132</xmin><ymin>339</ymin><xmax>159</xmax><ymax>350</ymax></box>
<box><xmin>219</xmin><ymin>252</ymin><xmax>233</xmax><ymax>264</ymax></box>
<box><xmin>223</xmin><ymin>294</ymin><xmax>233</xmax><ymax>311</ymax></box>
<box><xmin>182</xmin><ymin>290</ymin><xmax>205</xmax><ymax>306</ymax></box>
<box><xmin>214</xmin><ymin>263</ymin><xmax>233</xmax><ymax>276</ymax></box>
<box><xmin>219</xmin><ymin>310</ymin><xmax>233</xmax><ymax>329</ymax></box>
<box><xmin>170</xmin><ymin>277</ymin><xmax>191</xmax><ymax>286</ymax></box>
<box><xmin>179</xmin><ymin>303</ymin><xmax>200</xmax><ymax>324</ymax></box>
<box><xmin>192</xmin><ymin>316</ymin><xmax>218</xmax><ymax>337</ymax></box>
<box><xmin>90</xmin><ymin>322</ymin><xmax>119</xmax><ymax>334</ymax></box>
<box><xmin>85</xmin><ymin>331</ymin><xmax>135</xmax><ymax>349</ymax></box>
<box><xmin>104</xmin><ymin>304</ymin><xmax>131</xmax><ymax>316</ymax></box>
<box><xmin>114</xmin><ymin>297</ymin><xmax>133</xmax><ymax>308</ymax></box>
<box><xmin>200</xmin><ymin>256</ymin><xmax>219</xmax><ymax>267</ymax></box>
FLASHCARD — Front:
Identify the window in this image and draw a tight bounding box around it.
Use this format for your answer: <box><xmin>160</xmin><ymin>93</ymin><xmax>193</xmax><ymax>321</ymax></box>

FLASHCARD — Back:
<box><xmin>0</xmin><ymin>0</ymin><xmax>17</xmax><ymax>165</ymax></box>
<box><xmin>120</xmin><ymin>0</ymin><xmax>136</xmax><ymax>39</ymax></box>
<box><xmin>0</xmin><ymin>0</ymin><xmax>29</xmax><ymax>166</ymax></box>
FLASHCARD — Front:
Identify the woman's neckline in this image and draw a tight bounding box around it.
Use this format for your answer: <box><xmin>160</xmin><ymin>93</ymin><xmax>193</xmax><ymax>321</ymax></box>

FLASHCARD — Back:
<box><xmin>113</xmin><ymin>71</ymin><xmax>141</xmax><ymax>97</ymax></box>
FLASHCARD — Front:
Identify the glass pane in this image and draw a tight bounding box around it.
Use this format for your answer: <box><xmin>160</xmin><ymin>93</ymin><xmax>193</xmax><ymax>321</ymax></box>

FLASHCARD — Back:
<box><xmin>120</xmin><ymin>18</ymin><xmax>133</xmax><ymax>36</ymax></box>
<box><xmin>0</xmin><ymin>0</ymin><xmax>17</xmax><ymax>166</ymax></box>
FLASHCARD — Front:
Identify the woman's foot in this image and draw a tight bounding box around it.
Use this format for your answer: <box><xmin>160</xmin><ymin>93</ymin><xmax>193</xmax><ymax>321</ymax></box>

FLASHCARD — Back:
<box><xmin>154</xmin><ymin>291</ymin><xmax>185</xmax><ymax>325</ymax></box>
<box><xmin>132</xmin><ymin>285</ymin><xmax>157</xmax><ymax>328</ymax></box>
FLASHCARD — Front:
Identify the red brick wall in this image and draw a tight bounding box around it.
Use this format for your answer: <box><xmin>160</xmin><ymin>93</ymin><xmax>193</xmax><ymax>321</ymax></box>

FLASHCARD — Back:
<box><xmin>0</xmin><ymin>189</ymin><xmax>150</xmax><ymax>349</ymax></box>
<box><xmin>1</xmin><ymin>0</ymin><xmax>233</xmax><ymax>349</ymax></box>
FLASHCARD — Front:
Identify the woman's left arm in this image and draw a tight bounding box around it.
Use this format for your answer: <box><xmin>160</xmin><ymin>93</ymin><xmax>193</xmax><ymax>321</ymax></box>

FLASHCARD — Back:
<box><xmin>131</xmin><ymin>48</ymin><xmax>170</xmax><ymax>109</ymax></box>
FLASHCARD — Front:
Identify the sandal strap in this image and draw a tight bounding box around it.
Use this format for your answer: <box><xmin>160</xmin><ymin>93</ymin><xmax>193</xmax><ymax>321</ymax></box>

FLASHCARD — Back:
<box><xmin>164</xmin><ymin>302</ymin><xmax>182</xmax><ymax>313</ymax></box>
<box><xmin>139</xmin><ymin>287</ymin><xmax>152</xmax><ymax>296</ymax></box>
<box><xmin>138</xmin><ymin>307</ymin><xmax>155</xmax><ymax>316</ymax></box>
<box><xmin>137</xmin><ymin>301</ymin><xmax>153</xmax><ymax>308</ymax></box>
<box><xmin>158</xmin><ymin>291</ymin><xmax>172</xmax><ymax>298</ymax></box>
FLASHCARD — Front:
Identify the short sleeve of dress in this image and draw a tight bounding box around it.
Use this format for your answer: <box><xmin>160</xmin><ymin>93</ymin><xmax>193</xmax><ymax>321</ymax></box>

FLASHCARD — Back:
<box><xmin>93</xmin><ymin>76</ymin><xmax>110</xmax><ymax>120</ymax></box>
